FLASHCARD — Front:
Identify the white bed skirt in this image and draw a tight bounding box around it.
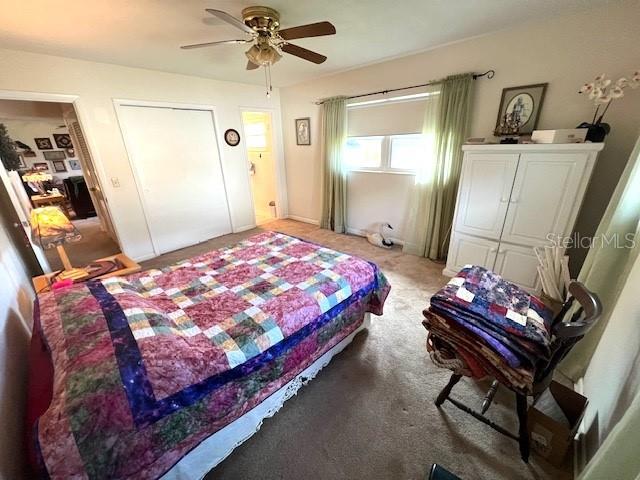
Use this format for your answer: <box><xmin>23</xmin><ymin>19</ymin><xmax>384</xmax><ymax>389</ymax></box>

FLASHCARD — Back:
<box><xmin>162</xmin><ymin>313</ymin><xmax>371</xmax><ymax>480</ymax></box>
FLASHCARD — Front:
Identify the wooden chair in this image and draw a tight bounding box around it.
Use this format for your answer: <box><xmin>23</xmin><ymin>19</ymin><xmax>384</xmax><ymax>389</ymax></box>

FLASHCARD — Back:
<box><xmin>430</xmin><ymin>281</ymin><xmax>602</xmax><ymax>462</ymax></box>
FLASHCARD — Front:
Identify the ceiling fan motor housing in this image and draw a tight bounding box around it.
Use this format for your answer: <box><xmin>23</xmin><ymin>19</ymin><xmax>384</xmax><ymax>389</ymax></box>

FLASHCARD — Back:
<box><xmin>242</xmin><ymin>6</ymin><xmax>281</xmax><ymax>33</ymax></box>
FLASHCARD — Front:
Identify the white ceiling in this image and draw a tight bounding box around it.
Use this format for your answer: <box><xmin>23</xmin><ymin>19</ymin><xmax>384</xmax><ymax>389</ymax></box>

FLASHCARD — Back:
<box><xmin>0</xmin><ymin>0</ymin><xmax>612</xmax><ymax>87</ymax></box>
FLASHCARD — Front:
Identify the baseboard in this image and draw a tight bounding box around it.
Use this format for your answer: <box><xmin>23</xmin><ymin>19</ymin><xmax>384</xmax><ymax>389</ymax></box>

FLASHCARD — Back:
<box><xmin>233</xmin><ymin>224</ymin><xmax>257</xmax><ymax>233</ymax></box>
<box><xmin>131</xmin><ymin>252</ymin><xmax>156</xmax><ymax>263</ymax></box>
<box><xmin>287</xmin><ymin>215</ymin><xmax>320</xmax><ymax>225</ymax></box>
<box><xmin>345</xmin><ymin>227</ymin><xmax>405</xmax><ymax>246</ymax></box>
<box><xmin>442</xmin><ymin>267</ymin><xmax>457</xmax><ymax>277</ymax></box>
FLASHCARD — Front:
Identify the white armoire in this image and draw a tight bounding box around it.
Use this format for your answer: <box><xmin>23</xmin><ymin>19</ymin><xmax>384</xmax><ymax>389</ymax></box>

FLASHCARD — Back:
<box><xmin>444</xmin><ymin>143</ymin><xmax>604</xmax><ymax>292</ymax></box>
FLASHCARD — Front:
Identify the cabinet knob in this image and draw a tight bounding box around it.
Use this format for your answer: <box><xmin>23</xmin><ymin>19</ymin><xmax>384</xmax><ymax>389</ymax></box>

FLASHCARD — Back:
<box><xmin>490</xmin><ymin>247</ymin><xmax>498</xmax><ymax>253</ymax></box>
<box><xmin>500</xmin><ymin>197</ymin><xmax>508</xmax><ymax>203</ymax></box>
<box><xmin>510</xmin><ymin>197</ymin><xmax>519</xmax><ymax>203</ymax></box>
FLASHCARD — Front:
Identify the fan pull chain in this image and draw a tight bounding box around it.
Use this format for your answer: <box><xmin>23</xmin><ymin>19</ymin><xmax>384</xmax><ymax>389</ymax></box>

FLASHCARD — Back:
<box><xmin>264</xmin><ymin>64</ymin><xmax>273</xmax><ymax>98</ymax></box>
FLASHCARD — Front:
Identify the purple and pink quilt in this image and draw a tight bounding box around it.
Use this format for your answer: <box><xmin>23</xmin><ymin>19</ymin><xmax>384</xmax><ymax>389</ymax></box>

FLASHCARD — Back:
<box><xmin>29</xmin><ymin>232</ymin><xmax>390</xmax><ymax>479</ymax></box>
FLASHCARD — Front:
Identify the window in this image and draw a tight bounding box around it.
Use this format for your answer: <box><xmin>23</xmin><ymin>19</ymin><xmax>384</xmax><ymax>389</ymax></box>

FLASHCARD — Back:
<box><xmin>345</xmin><ymin>136</ymin><xmax>383</xmax><ymax>169</ymax></box>
<box><xmin>245</xmin><ymin>122</ymin><xmax>267</xmax><ymax>150</ymax></box>
<box><xmin>344</xmin><ymin>134</ymin><xmax>424</xmax><ymax>172</ymax></box>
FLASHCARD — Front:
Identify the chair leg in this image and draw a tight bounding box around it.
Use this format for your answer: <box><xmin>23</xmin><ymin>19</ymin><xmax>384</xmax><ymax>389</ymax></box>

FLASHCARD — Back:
<box><xmin>516</xmin><ymin>393</ymin><xmax>530</xmax><ymax>463</ymax></box>
<box><xmin>435</xmin><ymin>373</ymin><xmax>462</xmax><ymax>407</ymax></box>
<box><xmin>481</xmin><ymin>379</ymin><xmax>500</xmax><ymax>414</ymax></box>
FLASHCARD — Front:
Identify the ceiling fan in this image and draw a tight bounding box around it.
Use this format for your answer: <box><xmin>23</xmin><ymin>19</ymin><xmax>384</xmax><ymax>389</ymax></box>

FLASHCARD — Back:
<box><xmin>181</xmin><ymin>6</ymin><xmax>336</xmax><ymax>84</ymax></box>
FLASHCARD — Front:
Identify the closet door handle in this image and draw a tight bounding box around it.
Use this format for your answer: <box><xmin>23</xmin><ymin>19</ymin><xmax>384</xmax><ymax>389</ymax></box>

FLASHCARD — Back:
<box><xmin>510</xmin><ymin>197</ymin><xmax>519</xmax><ymax>204</ymax></box>
<box><xmin>490</xmin><ymin>247</ymin><xmax>498</xmax><ymax>253</ymax></box>
<box><xmin>500</xmin><ymin>197</ymin><xmax>508</xmax><ymax>203</ymax></box>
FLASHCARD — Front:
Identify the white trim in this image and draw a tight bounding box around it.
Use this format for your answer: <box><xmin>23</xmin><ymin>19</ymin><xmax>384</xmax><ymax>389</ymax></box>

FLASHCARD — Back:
<box><xmin>346</xmin><ymin>227</ymin><xmax>405</xmax><ymax>246</ymax></box>
<box><xmin>347</xmin><ymin>91</ymin><xmax>438</xmax><ymax>108</ymax></box>
<box><xmin>112</xmin><ymin>99</ymin><xmax>234</xmax><ymax>255</ymax></box>
<box><xmin>287</xmin><ymin>215</ymin><xmax>320</xmax><ymax>225</ymax></box>
<box><xmin>233</xmin><ymin>224</ymin><xmax>257</xmax><ymax>233</ymax></box>
<box><xmin>161</xmin><ymin>315</ymin><xmax>370</xmax><ymax>480</ymax></box>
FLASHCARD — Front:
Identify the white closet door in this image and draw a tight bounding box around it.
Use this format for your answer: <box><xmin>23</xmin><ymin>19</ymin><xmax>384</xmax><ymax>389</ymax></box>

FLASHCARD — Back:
<box><xmin>118</xmin><ymin>105</ymin><xmax>231</xmax><ymax>254</ymax></box>
<box><xmin>453</xmin><ymin>153</ymin><xmax>519</xmax><ymax>240</ymax></box>
<box><xmin>501</xmin><ymin>153</ymin><xmax>589</xmax><ymax>247</ymax></box>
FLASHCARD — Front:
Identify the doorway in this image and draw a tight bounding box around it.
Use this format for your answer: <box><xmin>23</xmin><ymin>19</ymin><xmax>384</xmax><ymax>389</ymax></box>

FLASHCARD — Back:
<box><xmin>242</xmin><ymin>111</ymin><xmax>278</xmax><ymax>225</ymax></box>
<box><xmin>0</xmin><ymin>98</ymin><xmax>119</xmax><ymax>273</ymax></box>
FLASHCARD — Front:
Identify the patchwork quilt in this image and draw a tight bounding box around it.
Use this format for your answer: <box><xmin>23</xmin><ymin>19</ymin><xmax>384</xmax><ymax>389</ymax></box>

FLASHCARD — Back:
<box><xmin>30</xmin><ymin>232</ymin><xmax>390</xmax><ymax>479</ymax></box>
<box><xmin>424</xmin><ymin>265</ymin><xmax>554</xmax><ymax>392</ymax></box>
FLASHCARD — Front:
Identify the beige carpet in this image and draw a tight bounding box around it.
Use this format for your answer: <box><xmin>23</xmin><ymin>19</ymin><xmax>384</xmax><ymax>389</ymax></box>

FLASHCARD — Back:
<box><xmin>44</xmin><ymin>217</ymin><xmax>120</xmax><ymax>270</ymax></box>
<box><xmin>141</xmin><ymin>219</ymin><xmax>571</xmax><ymax>480</ymax></box>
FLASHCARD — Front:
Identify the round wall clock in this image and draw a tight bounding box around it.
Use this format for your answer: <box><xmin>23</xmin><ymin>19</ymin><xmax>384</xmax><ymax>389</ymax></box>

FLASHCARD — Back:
<box><xmin>224</xmin><ymin>129</ymin><xmax>241</xmax><ymax>146</ymax></box>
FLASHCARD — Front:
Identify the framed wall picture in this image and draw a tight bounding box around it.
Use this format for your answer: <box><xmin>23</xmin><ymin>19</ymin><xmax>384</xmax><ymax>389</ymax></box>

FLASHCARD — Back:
<box><xmin>33</xmin><ymin>162</ymin><xmax>49</xmax><ymax>171</ymax></box>
<box><xmin>53</xmin><ymin>133</ymin><xmax>73</xmax><ymax>149</ymax></box>
<box><xmin>43</xmin><ymin>150</ymin><xmax>66</xmax><ymax>161</ymax></box>
<box><xmin>295</xmin><ymin>118</ymin><xmax>310</xmax><ymax>145</ymax></box>
<box><xmin>34</xmin><ymin>137</ymin><xmax>53</xmax><ymax>150</ymax></box>
<box><xmin>17</xmin><ymin>153</ymin><xmax>27</xmax><ymax>169</ymax></box>
<box><xmin>494</xmin><ymin>83</ymin><xmax>547</xmax><ymax>136</ymax></box>
<box><xmin>68</xmin><ymin>159</ymin><xmax>82</xmax><ymax>170</ymax></box>
<box><xmin>224</xmin><ymin>128</ymin><xmax>241</xmax><ymax>146</ymax></box>
<box><xmin>52</xmin><ymin>160</ymin><xmax>67</xmax><ymax>173</ymax></box>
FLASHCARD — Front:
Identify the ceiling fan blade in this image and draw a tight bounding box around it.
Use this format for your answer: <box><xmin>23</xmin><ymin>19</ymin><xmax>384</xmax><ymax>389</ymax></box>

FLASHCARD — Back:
<box><xmin>180</xmin><ymin>39</ymin><xmax>249</xmax><ymax>50</ymax></box>
<box><xmin>278</xmin><ymin>21</ymin><xmax>336</xmax><ymax>40</ymax></box>
<box><xmin>246</xmin><ymin>60</ymin><xmax>260</xmax><ymax>70</ymax></box>
<box><xmin>205</xmin><ymin>9</ymin><xmax>255</xmax><ymax>34</ymax></box>
<box><xmin>281</xmin><ymin>43</ymin><xmax>327</xmax><ymax>64</ymax></box>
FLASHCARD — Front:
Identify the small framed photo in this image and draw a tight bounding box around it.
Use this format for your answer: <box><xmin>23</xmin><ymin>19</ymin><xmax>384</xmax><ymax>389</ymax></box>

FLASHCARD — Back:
<box><xmin>34</xmin><ymin>137</ymin><xmax>53</xmax><ymax>150</ymax></box>
<box><xmin>494</xmin><ymin>83</ymin><xmax>547</xmax><ymax>136</ymax></box>
<box><xmin>52</xmin><ymin>160</ymin><xmax>67</xmax><ymax>173</ymax></box>
<box><xmin>68</xmin><ymin>159</ymin><xmax>82</xmax><ymax>170</ymax></box>
<box><xmin>43</xmin><ymin>150</ymin><xmax>66</xmax><ymax>161</ymax></box>
<box><xmin>295</xmin><ymin>118</ymin><xmax>310</xmax><ymax>146</ymax></box>
<box><xmin>33</xmin><ymin>162</ymin><xmax>49</xmax><ymax>171</ymax></box>
<box><xmin>53</xmin><ymin>133</ymin><xmax>73</xmax><ymax>149</ymax></box>
<box><xmin>17</xmin><ymin>153</ymin><xmax>27</xmax><ymax>169</ymax></box>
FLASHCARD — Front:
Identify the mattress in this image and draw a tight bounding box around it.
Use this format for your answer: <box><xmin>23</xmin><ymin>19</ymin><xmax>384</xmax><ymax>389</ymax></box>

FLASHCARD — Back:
<box><xmin>28</xmin><ymin>231</ymin><xmax>390</xmax><ymax>479</ymax></box>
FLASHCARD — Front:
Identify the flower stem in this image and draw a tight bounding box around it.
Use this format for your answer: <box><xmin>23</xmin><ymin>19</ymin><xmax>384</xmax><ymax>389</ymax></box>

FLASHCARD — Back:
<box><xmin>592</xmin><ymin>105</ymin><xmax>600</xmax><ymax>124</ymax></box>
<box><xmin>598</xmin><ymin>101</ymin><xmax>612</xmax><ymax>122</ymax></box>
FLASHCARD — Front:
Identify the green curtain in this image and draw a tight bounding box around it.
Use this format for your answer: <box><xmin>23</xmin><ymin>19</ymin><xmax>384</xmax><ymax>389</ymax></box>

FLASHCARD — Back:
<box><xmin>319</xmin><ymin>96</ymin><xmax>348</xmax><ymax>233</ymax></box>
<box><xmin>578</xmin><ymin>389</ymin><xmax>640</xmax><ymax>480</ymax></box>
<box><xmin>403</xmin><ymin>73</ymin><xmax>474</xmax><ymax>259</ymax></box>
<box><xmin>560</xmin><ymin>134</ymin><xmax>640</xmax><ymax>381</ymax></box>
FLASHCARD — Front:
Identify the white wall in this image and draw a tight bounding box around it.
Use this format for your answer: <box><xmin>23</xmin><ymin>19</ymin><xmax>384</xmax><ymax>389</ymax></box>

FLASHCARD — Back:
<box><xmin>0</xmin><ymin>47</ymin><xmax>286</xmax><ymax>262</ymax></box>
<box><xmin>2</xmin><ymin>119</ymin><xmax>84</xmax><ymax>180</ymax></box>
<box><xmin>281</xmin><ymin>1</ymin><xmax>640</xmax><ymax>253</ymax></box>
<box><xmin>581</xmin><ymin>252</ymin><xmax>640</xmax><ymax>462</ymax></box>
<box><xmin>0</xmin><ymin>223</ymin><xmax>34</xmax><ymax>479</ymax></box>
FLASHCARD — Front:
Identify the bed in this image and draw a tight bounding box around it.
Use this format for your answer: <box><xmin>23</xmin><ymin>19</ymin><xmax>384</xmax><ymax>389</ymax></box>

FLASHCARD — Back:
<box><xmin>27</xmin><ymin>231</ymin><xmax>390</xmax><ymax>479</ymax></box>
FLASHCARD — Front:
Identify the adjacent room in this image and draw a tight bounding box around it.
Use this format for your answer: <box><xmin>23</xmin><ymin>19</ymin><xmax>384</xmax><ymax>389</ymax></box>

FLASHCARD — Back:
<box><xmin>0</xmin><ymin>1</ymin><xmax>639</xmax><ymax>479</ymax></box>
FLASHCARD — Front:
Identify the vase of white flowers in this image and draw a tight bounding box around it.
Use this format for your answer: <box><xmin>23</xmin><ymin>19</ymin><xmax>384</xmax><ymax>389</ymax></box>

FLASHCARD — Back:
<box><xmin>578</xmin><ymin>70</ymin><xmax>640</xmax><ymax>142</ymax></box>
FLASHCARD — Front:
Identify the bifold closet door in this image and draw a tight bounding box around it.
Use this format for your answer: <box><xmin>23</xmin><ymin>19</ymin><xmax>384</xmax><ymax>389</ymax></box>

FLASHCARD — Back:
<box><xmin>118</xmin><ymin>105</ymin><xmax>231</xmax><ymax>254</ymax></box>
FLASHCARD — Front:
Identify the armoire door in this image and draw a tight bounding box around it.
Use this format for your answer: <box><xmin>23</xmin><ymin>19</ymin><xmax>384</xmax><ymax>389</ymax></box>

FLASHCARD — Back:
<box><xmin>453</xmin><ymin>153</ymin><xmax>519</xmax><ymax>240</ymax></box>
<box><xmin>447</xmin><ymin>233</ymin><xmax>499</xmax><ymax>273</ymax></box>
<box><xmin>501</xmin><ymin>153</ymin><xmax>590</xmax><ymax>247</ymax></box>
<box><xmin>493</xmin><ymin>242</ymin><xmax>540</xmax><ymax>292</ymax></box>
<box><xmin>118</xmin><ymin>105</ymin><xmax>232</xmax><ymax>254</ymax></box>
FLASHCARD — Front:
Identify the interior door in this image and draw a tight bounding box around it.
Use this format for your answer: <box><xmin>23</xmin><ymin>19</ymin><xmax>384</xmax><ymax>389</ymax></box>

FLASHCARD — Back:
<box><xmin>64</xmin><ymin>110</ymin><xmax>118</xmax><ymax>243</ymax></box>
<box><xmin>494</xmin><ymin>242</ymin><xmax>541</xmax><ymax>292</ymax></box>
<box><xmin>501</xmin><ymin>153</ymin><xmax>589</xmax><ymax>247</ymax></box>
<box><xmin>118</xmin><ymin>105</ymin><xmax>231</xmax><ymax>254</ymax></box>
<box><xmin>454</xmin><ymin>153</ymin><xmax>519</xmax><ymax>240</ymax></box>
<box><xmin>447</xmin><ymin>232</ymin><xmax>499</xmax><ymax>273</ymax></box>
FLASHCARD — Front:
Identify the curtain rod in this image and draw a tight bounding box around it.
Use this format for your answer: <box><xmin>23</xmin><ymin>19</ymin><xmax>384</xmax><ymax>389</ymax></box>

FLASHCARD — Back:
<box><xmin>314</xmin><ymin>70</ymin><xmax>495</xmax><ymax>105</ymax></box>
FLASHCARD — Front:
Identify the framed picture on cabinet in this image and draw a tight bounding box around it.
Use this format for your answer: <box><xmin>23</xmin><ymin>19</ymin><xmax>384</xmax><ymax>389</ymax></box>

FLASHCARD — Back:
<box><xmin>494</xmin><ymin>83</ymin><xmax>547</xmax><ymax>136</ymax></box>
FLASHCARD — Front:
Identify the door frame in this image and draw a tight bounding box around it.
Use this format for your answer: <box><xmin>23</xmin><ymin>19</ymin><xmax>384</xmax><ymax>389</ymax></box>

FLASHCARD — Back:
<box><xmin>239</xmin><ymin>106</ymin><xmax>288</xmax><ymax>224</ymax></box>
<box><xmin>0</xmin><ymin>89</ymin><xmax>122</xmax><ymax>269</ymax></box>
<box><xmin>112</xmin><ymin>99</ymin><xmax>233</xmax><ymax>256</ymax></box>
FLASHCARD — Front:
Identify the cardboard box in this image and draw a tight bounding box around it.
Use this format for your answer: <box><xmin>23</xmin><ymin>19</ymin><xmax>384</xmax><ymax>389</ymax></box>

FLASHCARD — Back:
<box><xmin>528</xmin><ymin>381</ymin><xmax>588</xmax><ymax>466</ymax></box>
<box><xmin>531</xmin><ymin>129</ymin><xmax>587</xmax><ymax>144</ymax></box>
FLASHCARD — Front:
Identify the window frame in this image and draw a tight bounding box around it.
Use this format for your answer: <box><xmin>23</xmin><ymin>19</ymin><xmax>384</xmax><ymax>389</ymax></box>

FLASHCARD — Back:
<box><xmin>344</xmin><ymin>133</ymin><xmax>423</xmax><ymax>175</ymax></box>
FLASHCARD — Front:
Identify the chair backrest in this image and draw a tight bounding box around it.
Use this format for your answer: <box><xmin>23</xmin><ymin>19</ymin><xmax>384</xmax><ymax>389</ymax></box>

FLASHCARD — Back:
<box><xmin>551</xmin><ymin>281</ymin><xmax>602</xmax><ymax>338</ymax></box>
<box><xmin>533</xmin><ymin>281</ymin><xmax>602</xmax><ymax>393</ymax></box>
